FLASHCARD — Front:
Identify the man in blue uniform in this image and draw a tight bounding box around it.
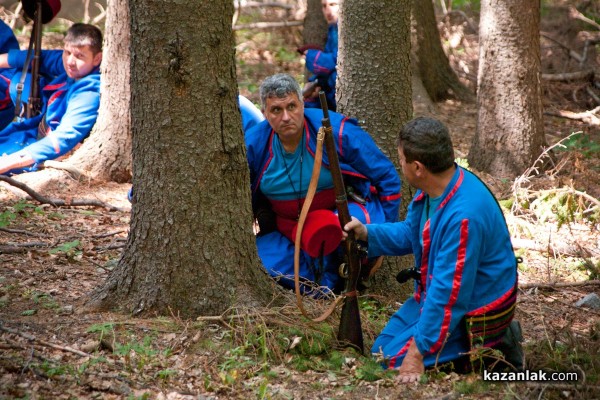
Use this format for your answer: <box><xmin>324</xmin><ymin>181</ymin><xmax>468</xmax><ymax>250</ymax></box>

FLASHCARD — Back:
<box><xmin>0</xmin><ymin>20</ymin><xmax>20</xmax><ymax>131</ymax></box>
<box><xmin>0</xmin><ymin>23</ymin><xmax>102</xmax><ymax>175</ymax></box>
<box><xmin>344</xmin><ymin>117</ymin><xmax>522</xmax><ymax>382</ymax></box>
<box><xmin>245</xmin><ymin>73</ymin><xmax>401</xmax><ymax>294</ymax></box>
<box><xmin>298</xmin><ymin>0</ymin><xmax>340</xmax><ymax>111</ymax></box>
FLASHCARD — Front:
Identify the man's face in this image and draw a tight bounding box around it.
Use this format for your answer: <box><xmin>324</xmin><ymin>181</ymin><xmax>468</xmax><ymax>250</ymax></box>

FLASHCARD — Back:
<box><xmin>62</xmin><ymin>43</ymin><xmax>102</xmax><ymax>80</ymax></box>
<box><xmin>263</xmin><ymin>93</ymin><xmax>304</xmax><ymax>145</ymax></box>
<box><xmin>322</xmin><ymin>0</ymin><xmax>340</xmax><ymax>25</ymax></box>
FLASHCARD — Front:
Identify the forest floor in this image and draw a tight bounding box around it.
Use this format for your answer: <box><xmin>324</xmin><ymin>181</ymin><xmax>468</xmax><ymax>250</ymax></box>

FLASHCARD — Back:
<box><xmin>1</xmin><ymin>2</ymin><xmax>600</xmax><ymax>399</ymax></box>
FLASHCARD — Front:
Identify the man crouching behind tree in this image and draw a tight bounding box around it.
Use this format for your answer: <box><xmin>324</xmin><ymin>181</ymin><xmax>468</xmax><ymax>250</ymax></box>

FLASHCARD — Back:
<box><xmin>344</xmin><ymin>117</ymin><xmax>523</xmax><ymax>383</ymax></box>
<box><xmin>0</xmin><ymin>23</ymin><xmax>102</xmax><ymax>175</ymax></box>
<box><xmin>245</xmin><ymin>73</ymin><xmax>401</xmax><ymax>295</ymax></box>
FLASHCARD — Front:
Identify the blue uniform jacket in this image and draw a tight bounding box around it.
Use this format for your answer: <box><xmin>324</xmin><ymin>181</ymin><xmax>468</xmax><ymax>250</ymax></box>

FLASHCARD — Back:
<box><xmin>0</xmin><ymin>49</ymin><xmax>100</xmax><ymax>173</ymax></box>
<box><xmin>0</xmin><ymin>20</ymin><xmax>19</xmax><ymax>130</ymax></box>
<box><xmin>245</xmin><ymin>108</ymin><xmax>401</xmax><ymax>222</ymax></box>
<box><xmin>367</xmin><ymin>166</ymin><xmax>517</xmax><ymax>357</ymax></box>
<box><xmin>305</xmin><ymin>24</ymin><xmax>338</xmax><ymax>110</ymax></box>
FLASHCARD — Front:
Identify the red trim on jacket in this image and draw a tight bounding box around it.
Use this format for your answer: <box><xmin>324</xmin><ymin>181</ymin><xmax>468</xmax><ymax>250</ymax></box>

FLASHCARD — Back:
<box><xmin>438</xmin><ymin>168</ymin><xmax>464</xmax><ymax>209</ymax></box>
<box><xmin>43</xmin><ymin>81</ymin><xmax>67</xmax><ymax>91</ymax></box>
<box><xmin>337</xmin><ymin>117</ymin><xmax>346</xmax><ymax>156</ymax></box>
<box><xmin>428</xmin><ymin>219</ymin><xmax>468</xmax><ymax>354</ymax></box>
<box><xmin>389</xmin><ymin>338</ymin><xmax>413</xmax><ymax>369</ymax></box>
<box><xmin>416</xmin><ymin>219</ymin><xmax>432</xmax><ymax>303</ymax></box>
<box><xmin>466</xmin><ymin>279</ymin><xmax>517</xmax><ymax>316</ymax></box>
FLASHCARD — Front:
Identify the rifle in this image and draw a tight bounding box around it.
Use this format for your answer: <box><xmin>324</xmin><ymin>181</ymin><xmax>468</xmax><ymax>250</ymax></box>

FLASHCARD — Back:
<box><xmin>318</xmin><ymin>91</ymin><xmax>364</xmax><ymax>353</ymax></box>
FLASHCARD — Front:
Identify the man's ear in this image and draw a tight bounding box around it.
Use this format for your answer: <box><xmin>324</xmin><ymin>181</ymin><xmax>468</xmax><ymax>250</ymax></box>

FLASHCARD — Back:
<box><xmin>414</xmin><ymin>160</ymin><xmax>426</xmax><ymax>177</ymax></box>
<box><xmin>93</xmin><ymin>51</ymin><xmax>103</xmax><ymax>67</ymax></box>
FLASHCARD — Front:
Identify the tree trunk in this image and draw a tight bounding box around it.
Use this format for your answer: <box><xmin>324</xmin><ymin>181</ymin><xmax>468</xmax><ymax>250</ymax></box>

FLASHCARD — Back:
<box><xmin>67</xmin><ymin>0</ymin><xmax>133</xmax><ymax>183</ymax></box>
<box><xmin>412</xmin><ymin>0</ymin><xmax>474</xmax><ymax>102</ymax></box>
<box><xmin>88</xmin><ymin>0</ymin><xmax>274</xmax><ymax>317</ymax></box>
<box><xmin>469</xmin><ymin>0</ymin><xmax>545</xmax><ymax>179</ymax></box>
<box><xmin>336</xmin><ymin>0</ymin><xmax>413</xmax><ymax>298</ymax></box>
<box><xmin>302</xmin><ymin>0</ymin><xmax>328</xmax><ymax>48</ymax></box>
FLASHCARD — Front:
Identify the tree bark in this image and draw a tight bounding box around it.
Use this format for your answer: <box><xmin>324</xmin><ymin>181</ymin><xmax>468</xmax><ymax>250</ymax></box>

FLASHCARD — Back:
<box><xmin>301</xmin><ymin>0</ymin><xmax>328</xmax><ymax>82</ymax></box>
<box><xmin>67</xmin><ymin>0</ymin><xmax>133</xmax><ymax>183</ymax></box>
<box><xmin>88</xmin><ymin>0</ymin><xmax>274</xmax><ymax>317</ymax></box>
<box><xmin>412</xmin><ymin>0</ymin><xmax>474</xmax><ymax>102</ymax></box>
<box><xmin>469</xmin><ymin>0</ymin><xmax>546</xmax><ymax>179</ymax></box>
<box><xmin>336</xmin><ymin>0</ymin><xmax>413</xmax><ymax>298</ymax></box>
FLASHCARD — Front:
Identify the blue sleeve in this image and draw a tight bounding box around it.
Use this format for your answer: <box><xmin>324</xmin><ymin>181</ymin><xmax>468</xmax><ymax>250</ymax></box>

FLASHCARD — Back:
<box><xmin>305</xmin><ymin>49</ymin><xmax>337</xmax><ymax>77</ymax></box>
<box><xmin>0</xmin><ymin>21</ymin><xmax>19</xmax><ymax>53</ymax></box>
<box><xmin>305</xmin><ymin>24</ymin><xmax>338</xmax><ymax>77</ymax></box>
<box><xmin>238</xmin><ymin>95</ymin><xmax>264</xmax><ymax>133</ymax></box>
<box><xmin>413</xmin><ymin>217</ymin><xmax>481</xmax><ymax>356</ymax></box>
<box><xmin>8</xmin><ymin>49</ymin><xmax>65</xmax><ymax>77</ymax></box>
<box><xmin>340</xmin><ymin>120</ymin><xmax>401</xmax><ymax>222</ymax></box>
<box><xmin>366</xmin><ymin>221</ymin><xmax>413</xmax><ymax>257</ymax></box>
<box><xmin>22</xmin><ymin>84</ymin><xmax>99</xmax><ymax>162</ymax></box>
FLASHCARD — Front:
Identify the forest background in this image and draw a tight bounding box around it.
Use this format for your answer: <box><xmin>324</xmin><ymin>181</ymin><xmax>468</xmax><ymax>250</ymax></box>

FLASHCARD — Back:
<box><xmin>0</xmin><ymin>0</ymin><xmax>599</xmax><ymax>399</ymax></box>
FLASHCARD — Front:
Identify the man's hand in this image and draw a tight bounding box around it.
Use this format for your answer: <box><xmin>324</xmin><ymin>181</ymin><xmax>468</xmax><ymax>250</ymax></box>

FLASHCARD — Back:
<box><xmin>396</xmin><ymin>339</ymin><xmax>424</xmax><ymax>384</ymax></box>
<box><xmin>297</xmin><ymin>43</ymin><xmax>323</xmax><ymax>55</ymax></box>
<box><xmin>302</xmin><ymin>81</ymin><xmax>321</xmax><ymax>100</ymax></box>
<box><xmin>343</xmin><ymin>216</ymin><xmax>368</xmax><ymax>241</ymax></box>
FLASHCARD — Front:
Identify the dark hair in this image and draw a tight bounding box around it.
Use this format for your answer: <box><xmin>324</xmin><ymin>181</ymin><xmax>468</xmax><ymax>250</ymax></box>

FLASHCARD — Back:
<box><xmin>259</xmin><ymin>73</ymin><xmax>302</xmax><ymax>109</ymax></box>
<box><xmin>64</xmin><ymin>23</ymin><xmax>103</xmax><ymax>54</ymax></box>
<box><xmin>397</xmin><ymin>117</ymin><xmax>455</xmax><ymax>174</ymax></box>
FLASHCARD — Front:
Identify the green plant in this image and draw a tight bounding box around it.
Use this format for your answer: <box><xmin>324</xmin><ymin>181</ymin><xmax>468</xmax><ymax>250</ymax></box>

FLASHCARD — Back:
<box><xmin>557</xmin><ymin>132</ymin><xmax>600</xmax><ymax>159</ymax></box>
<box><xmin>32</xmin><ymin>291</ymin><xmax>59</xmax><ymax>309</ymax></box>
<box><xmin>49</xmin><ymin>240</ymin><xmax>82</xmax><ymax>261</ymax></box>
<box><xmin>0</xmin><ymin>200</ymin><xmax>43</xmax><ymax>228</ymax></box>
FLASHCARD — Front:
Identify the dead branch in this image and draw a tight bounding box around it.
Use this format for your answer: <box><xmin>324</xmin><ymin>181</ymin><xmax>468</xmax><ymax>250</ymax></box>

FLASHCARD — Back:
<box><xmin>91</xmin><ymin>229</ymin><xmax>128</xmax><ymax>239</ymax></box>
<box><xmin>0</xmin><ymin>227</ymin><xmax>51</xmax><ymax>237</ymax></box>
<box><xmin>0</xmin><ymin>242</ymin><xmax>49</xmax><ymax>254</ymax></box>
<box><xmin>236</xmin><ymin>1</ymin><xmax>294</xmax><ymax>9</ymax></box>
<box><xmin>569</xmin><ymin>6</ymin><xmax>600</xmax><ymax>31</ymax></box>
<box><xmin>0</xmin><ymin>175</ymin><xmax>128</xmax><ymax>212</ymax></box>
<box><xmin>233</xmin><ymin>20</ymin><xmax>303</xmax><ymax>31</ymax></box>
<box><xmin>0</xmin><ymin>324</ymin><xmax>90</xmax><ymax>357</ymax></box>
<box><xmin>520</xmin><ymin>280</ymin><xmax>600</xmax><ymax>289</ymax></box>
<box><xmin>540</xmin><ymin>32</ymin><xmax>584</xmax><ymax>63</ymax></box>
<box><xmin>541</xmin><ymin>69</ymin><xmax>594</xmax><ymax>81</ymax></box>
<box><xmin>511</xmin><ymin>238</ymin><xmax>586</xmax><ymax>258</ymax></box>
<box><xmin>42</xmin><ymin>160</ymin><xmax>92</xmax><ymax>181</ymax></box>
<box><xmin>544</xmin><ymin>106</ymin><xmax>600</xmax><ymax>126</ymax></box>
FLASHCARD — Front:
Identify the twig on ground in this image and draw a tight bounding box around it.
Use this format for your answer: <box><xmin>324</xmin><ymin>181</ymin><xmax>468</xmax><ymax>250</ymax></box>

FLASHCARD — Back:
<box><xmin>0</xmin><ymin>324</ymin><xmax>89</xmax><ymax>357</ymax></box>
<box><xmin>42</xmin><ymin>160</ymin><xmax>91</xmax><ymax>181</ymax></box>
<box><xmin>0</xmin><ymin>227</ymin><xmax>51</xmax><ymax>237</ymax></box>
<box><xmin>0</xmin><ymin>175</ymin><xmax>127</xmax><ymax>212</ymax></box>
<box><xmin>520</xmin><ymin>280</ymin><xmax>600</xmax><ymax>289</ymax></box>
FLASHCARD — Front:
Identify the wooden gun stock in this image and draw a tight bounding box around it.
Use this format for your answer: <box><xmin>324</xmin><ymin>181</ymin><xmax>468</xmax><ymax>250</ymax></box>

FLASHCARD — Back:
<box><xmin>319</xmin><ymin>92</ymin><xmax>364</xmax><ymax>353</ymax></box>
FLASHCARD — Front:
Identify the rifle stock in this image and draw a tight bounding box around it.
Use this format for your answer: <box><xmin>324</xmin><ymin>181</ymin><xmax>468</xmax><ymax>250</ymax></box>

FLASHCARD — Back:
<box><xmin>319</xmin><ymin>92</ymin><xmax>364</xmax><ymax>353</ymax></box>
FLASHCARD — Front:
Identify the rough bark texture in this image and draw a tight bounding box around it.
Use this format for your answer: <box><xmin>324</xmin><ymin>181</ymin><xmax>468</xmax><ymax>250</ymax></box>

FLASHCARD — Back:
<box><xmin>303</xmin><ymin>0</ymin><xmax>328</xmax><ymax>48</ymax></box>
<box><xmin>412</xmin><ymin>0</ymin><xmax>474</xmax><ymax>102</ymax></box>
<box><xmin>336</xmin><ymin>0</ymin><xmax>414</xmax><ymax>298</ymax></box>
<box><xmin>469</xmin><ymin>0</ymin><xmax>545</xmax><ymax>179</ymax></box>
<box><xmin>89</xmin><ymin>0</ymin><xmax>274</xmax><ymax>317</ymax></box>
<box><xmin>67</xmin><ymin>0</ymin><xmax>133</xmax><ymax>183</ymax></box>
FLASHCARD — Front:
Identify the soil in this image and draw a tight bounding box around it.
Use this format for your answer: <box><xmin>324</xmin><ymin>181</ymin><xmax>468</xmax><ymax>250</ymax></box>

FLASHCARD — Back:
<box><xmin>1</xmin><ymin>2</ymin><xmax>600</xmax><ymax>399</ymax></box>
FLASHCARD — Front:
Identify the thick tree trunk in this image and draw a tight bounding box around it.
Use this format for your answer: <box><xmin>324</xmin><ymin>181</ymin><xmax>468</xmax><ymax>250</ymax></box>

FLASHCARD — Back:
<box><xmin>336</xmin><ymin>0</ymin><xmax>413</xmax><ymax>298</ymax></box>
<box><xmin>88</xmin><ymin>0</ymin><xmax>273</xmax><ymax>317</ymax></box>
<box><xmin>469</xmin><ymin>0</ymin><xmax>545</xmax><ymax>179</ymax></box>
<box><xmin>412</xmin><ymin>0</ymin><xmax>474</xmax><ymax>102</ymax></box>
<box><xmin>67</xmin><ymin>0</ymin><xmax>132</xmax><ymax>183</ymax></box>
